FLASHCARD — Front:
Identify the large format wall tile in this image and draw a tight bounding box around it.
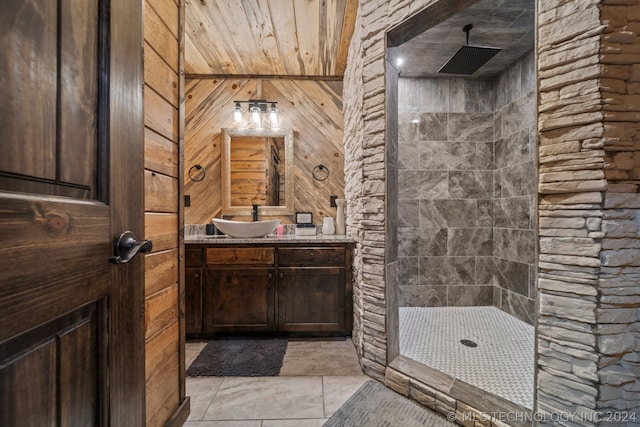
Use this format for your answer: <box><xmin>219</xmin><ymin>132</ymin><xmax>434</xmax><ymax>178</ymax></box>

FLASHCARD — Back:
<box><xmin>399</xmin><ymin>171</ymin><xmax>449</xmax><ymax>199</ymax></box>
<box><xmin>449</xmin><ymin>79</ymin><xmax>494</xmax><ymax>113</ymax></box>
<box><xmin>399</xmin><ymin>79</ymin><xmax>421</xmax><ymax>112</ymax></box>
<box><xmin>399</xmin><ymin>285</ymin><xmax>447</xmax><ymax>307</ymax></box>
<box><xmin>419</xmin><ymin>113</ymin><xmax>448</xmax><ymax>141</ymax></box>
<box><xmin>494</xmin><ymin>258</ymin><xmax>529</xmax><ymax>297</ymax></box>
<box><xmin>449</xmin><ymin>171</ymin><xmax>493</xmax><ymax>199</ymax></box>
<box><xmin>495</xmin><ymin>128</ymin><xmax>532</xmax><ymax>169</ymax></box>
<box><xmin>419</xmin><ymin>79</ymin><xmax>449</xmax><ymax>112</ymax></box>
<box><xmin>420</xmin><ymin>141</ymin><xmax>476</xmax><ymax>170</ymax></box>
<box><xmin>499</xmin><ymin>229</ymin><xmax>535</xmax><ymax>264</ymax></box>
<box><xmin>419</xmin><ymin>199</ymin><xmax>477</xmax><ymax>228</ymax></box>
<box><xmin>398</xmin><ymin>112</ymin><xmax>420</xmax><ymax>141</ymax></box>
<box><xmin>500</xmin><ymin>161</ymin><xmax>536</xmax><ymax>198</ymax></box>
<box><xmin>398</xmin><ymin>257</ymin><xmax>420</xmax><ymax>286</ymax></box>
<box><xmin>476</xmin><ymin>257</ymin><xmax>494</xmax><ymax>285</ymax></box>
<box><xmin>398</xmin><ymin>227</ymin><xmax>447</xmax><ymax>257</ymax></box>
<box><xmin>477</xmin><ymin>141</ymin><xmax>494</xmax><ymax>170</ymax></box>
<box><xmin>398</xmin><ymin>199</ymin><xmax>419</xmax><ymax>227</ymax></box>
<box><xmin>477</xmin><ymin>200</ymin><xmax>493</xmax><ymax>227</ymax></box>
<box><xmin>493</xmin><ymin>196</ymin><xmax>531</xmax><ymax>229</ymax></box>
<box><xmin>500</xmin><ymin>289</ymin><xmax>535</xmax><ymax>325</ymax></box>
<box><xmin>448</xmin><ymin>228</ymin><xmax>493</xmax><ymax>257</ymax></box>
<box><xmin>500</xmin><ymin>94</ymin><xmax>535</xmax><ymax>138</ymax></box>
<box><xmin>449</xmin><ymin>113</ymin><xmax>493</xmax><ymax>142</ymax></box>
<box><xmin>398</xmin><ymin>140</ymin><xmax>420</xmax><ymax>170</ymax></box>
<box><xmin>420</xmin><ymin>257</ymin><xmax>476</xmax><ymax>286</ymax></box>
<box><xmin>447</xmin><ymin>286</ymin><xmax>493</xmax><ymax>306</ymax></box>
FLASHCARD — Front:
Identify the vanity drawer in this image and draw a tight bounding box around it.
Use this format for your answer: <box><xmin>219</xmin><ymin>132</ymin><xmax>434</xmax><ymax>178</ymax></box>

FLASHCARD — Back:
<box><xmin>186</xmin><ymin>248</ymin><xmax>204</xmax><ymax>267</ymax></box>
<box><xmin>206</xmin><ymin>247</ymin><xmax>275</xmax><ymax>266</ymax></box>
<box><xmin>278</xmin><ymin>247</ymin><xmax>345</xmax><ymax>266</ymax></box>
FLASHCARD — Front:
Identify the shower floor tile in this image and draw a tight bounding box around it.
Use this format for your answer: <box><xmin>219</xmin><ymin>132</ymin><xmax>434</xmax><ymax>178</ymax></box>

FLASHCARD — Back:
<box><xmin>399</xmin><ymin>306</ymin><xmax>534</xmax><ymax>409</ymax></box>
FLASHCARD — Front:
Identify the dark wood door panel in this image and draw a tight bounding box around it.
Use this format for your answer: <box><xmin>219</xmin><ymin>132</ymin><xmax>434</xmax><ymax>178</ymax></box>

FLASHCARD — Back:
<box><xmin>0</xmin><ymin>301</ymin><xmax>104</xmax><ymax>427</ymax></box>
<box><xmin>0</xmin><ymin>0</ymin><xmax>58</xmax><ymax>181</ymax></box>
<box><xmin>0</xmin><ymin>339</ymin><xmax>56</xmax><ymax>426</ymax></box>
<box><xmin>0</xmin><ymin>0</ymin><xmax>101</xmax><ymax>198</ymax></box>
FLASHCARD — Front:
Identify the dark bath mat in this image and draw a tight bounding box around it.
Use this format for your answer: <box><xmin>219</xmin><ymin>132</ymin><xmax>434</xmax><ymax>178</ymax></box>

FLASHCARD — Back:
<box><xmin>186</xmin><ymin>338</ymin><xmax>288</xmax><ymax>377</ymax></box>
<box><xmin>324</xmin><ymin>380</ymin><xmax>455</xmax><ymax>427</ymax></box>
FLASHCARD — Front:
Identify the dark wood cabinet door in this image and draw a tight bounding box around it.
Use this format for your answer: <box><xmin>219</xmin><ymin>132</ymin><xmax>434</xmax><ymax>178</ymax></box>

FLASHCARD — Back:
<box><xmin>0</xmin><ymin>0</ymin><xmax>144</xmax><ymax>425</ymax></box>
<box><xmin>278</xmin><ymin>267</ymin><xmax>346</xmax><ymax>333</ymax></box>
<box><xmin>185</xmin><ymin>268</ymin><xmax>203</xmax><ymax>334</ymax></box>
<box><xmin>204</xmin><ymin>268</ymin><xmax>275</xmax><ymax>333</ymax></box>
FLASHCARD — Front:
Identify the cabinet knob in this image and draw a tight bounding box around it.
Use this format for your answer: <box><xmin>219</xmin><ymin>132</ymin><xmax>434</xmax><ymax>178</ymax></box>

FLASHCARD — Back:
<box><xmin>194</xmin><ymin>273</ymin><xmax>199</xmax><ymax>279</ymax></box>
<box><xmin>279</xmin><ymin>272</ymin><xmax>285</xmax><ymax>279</ymax></box>
<box><xmin>268</xmin><ymin>272</ymin><xmax>273</xmax><ymax>279</ymax></box>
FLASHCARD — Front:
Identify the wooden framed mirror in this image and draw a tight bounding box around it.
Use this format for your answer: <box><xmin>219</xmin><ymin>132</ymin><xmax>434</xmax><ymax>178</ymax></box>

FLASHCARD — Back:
<box><xmin>221</xmin><ymin>128</ymin><xmax>294</xmax><ymax>216</ymax></box>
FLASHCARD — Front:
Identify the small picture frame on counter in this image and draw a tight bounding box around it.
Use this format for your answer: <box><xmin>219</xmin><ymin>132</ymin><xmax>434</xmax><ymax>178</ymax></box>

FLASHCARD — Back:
<box><xmin>295</xmin><ymin>211</ymin><xmax>313</xmax><ymax>225</ymax></box>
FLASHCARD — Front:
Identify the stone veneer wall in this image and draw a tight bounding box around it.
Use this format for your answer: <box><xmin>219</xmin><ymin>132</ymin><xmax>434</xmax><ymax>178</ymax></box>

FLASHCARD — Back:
<box><xmin>536</xmin><ymin>0</ymin><xmax>640</xmax><ymax>421</ymax></box>
<box><xmin>344</xmin><ymin>0</ymin><xmax>640</xmax><ymax>423</ymax></box>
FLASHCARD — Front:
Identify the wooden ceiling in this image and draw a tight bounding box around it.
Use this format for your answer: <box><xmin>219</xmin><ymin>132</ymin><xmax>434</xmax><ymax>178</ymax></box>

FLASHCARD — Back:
<box><xmin>185</xmin><ymin>0</ymin><xmax>358</xmax><ymax>78</ymax></box>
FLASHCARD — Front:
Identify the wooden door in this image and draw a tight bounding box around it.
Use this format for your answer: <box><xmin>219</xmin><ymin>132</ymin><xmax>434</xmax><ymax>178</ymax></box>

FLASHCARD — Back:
<box><xmin>0</xmin><ymin>0</ymin><xmax>145</xmax><ymax>426</ymax></box>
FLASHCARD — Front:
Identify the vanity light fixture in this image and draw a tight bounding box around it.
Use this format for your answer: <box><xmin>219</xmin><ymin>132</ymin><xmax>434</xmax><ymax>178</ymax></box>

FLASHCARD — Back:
<box><xmin>232</xmin><ymin>100</ymin><xmax>279</xmax><ymax>127</ymax></box>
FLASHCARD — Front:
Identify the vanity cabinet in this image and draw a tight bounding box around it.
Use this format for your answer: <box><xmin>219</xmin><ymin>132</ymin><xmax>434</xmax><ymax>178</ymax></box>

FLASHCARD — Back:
<box><xmin>185</xmin><ymin>242</ymin><xmax>353</xmax><ymax>337</ymax></box>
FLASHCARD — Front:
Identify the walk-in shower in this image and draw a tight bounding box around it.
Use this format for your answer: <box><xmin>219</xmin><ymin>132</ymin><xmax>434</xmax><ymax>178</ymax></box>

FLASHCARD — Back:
<box><xmin>387</xmin><ymin>0</ymin><xmax>536</xmax><ymax>412</ymax></box>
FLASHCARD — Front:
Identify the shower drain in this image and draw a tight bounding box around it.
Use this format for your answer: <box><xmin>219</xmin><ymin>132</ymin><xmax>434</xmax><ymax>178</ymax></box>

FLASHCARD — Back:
<box><xmin>460</xmin><ymin>339</ymin><xmax>478</xmax><ymax>348</ymax></box>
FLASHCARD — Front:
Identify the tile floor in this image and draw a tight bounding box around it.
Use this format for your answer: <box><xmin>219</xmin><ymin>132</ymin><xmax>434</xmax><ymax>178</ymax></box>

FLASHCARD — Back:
<box><xmin>184</xmin><ymin>339</ymin><xmax>369</xmax><ymax>426</ymax></box>
<box><xmin>399</xmin><ymin>306</ymin><xmax>535</xmax><ymax>409</ymax></box>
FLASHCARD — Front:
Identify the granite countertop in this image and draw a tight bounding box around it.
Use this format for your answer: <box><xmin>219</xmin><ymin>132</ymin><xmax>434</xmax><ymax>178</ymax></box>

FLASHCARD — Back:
<box><xmin>185</xmin><ymin>233</ymin><xmax>353</xmax><ymax>244</ymax></box>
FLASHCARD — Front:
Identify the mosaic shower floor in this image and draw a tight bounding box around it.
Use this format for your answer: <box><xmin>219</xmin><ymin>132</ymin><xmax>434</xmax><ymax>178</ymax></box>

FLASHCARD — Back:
<box><xmin>399</xmin><ymin>306</ymin><xmax>534</xmax><ymax>409</ymax></box>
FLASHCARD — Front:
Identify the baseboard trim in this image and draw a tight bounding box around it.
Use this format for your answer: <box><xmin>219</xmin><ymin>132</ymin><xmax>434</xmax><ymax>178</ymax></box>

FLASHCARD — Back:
<box><xmin>165</xmin><ymin>397</ymin><xmax>190</xmax><ymax>427</ymax></box>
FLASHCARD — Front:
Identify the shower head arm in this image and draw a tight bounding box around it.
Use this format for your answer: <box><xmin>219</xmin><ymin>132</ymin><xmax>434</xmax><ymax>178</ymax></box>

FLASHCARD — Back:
<box><xmin>463</xmin><ymin>23</ymin><xmax>473</xmax><ymax>46</ymax></box>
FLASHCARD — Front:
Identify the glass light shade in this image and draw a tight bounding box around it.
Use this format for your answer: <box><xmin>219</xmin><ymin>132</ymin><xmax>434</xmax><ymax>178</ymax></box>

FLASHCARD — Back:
<box><xmin>250</xmin><ymin>105</ymin><xmax>261</xmax><ymax>125</ymax></box>
<box><xmin>233</xmin><ymin>103</ymin><xmax>243</xmax><ymax>123</ymax></box>
<box><xmin>269</xmin><ymin>103</ymin><xmax>278</xmax><ymax>125</ymax></box>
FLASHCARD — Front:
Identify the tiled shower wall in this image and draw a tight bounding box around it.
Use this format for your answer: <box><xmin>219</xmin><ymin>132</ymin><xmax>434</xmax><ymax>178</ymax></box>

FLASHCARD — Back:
<box><xmin>397</xmin><ymin>51</ymin><xmax>536</xmax><ymax>324</ymax></box>
<box><xmin>493</xmin><ymin>51</ymin><xmax>536</xmax><ymax>324</ymax></box>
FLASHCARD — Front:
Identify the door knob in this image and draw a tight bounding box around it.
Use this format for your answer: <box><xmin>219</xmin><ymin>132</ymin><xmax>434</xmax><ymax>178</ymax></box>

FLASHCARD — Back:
<box><xmin>109</xmin><ymin>231</ymin><xmax>152</xmax><ymax>264</ymax></box>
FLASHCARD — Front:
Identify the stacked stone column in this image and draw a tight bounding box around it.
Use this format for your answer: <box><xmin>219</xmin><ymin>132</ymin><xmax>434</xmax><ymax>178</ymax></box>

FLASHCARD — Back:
<box><xmin>344</xmin><ymin>0</ymin><xmax>640</xmax><ymax>423</ymax></box>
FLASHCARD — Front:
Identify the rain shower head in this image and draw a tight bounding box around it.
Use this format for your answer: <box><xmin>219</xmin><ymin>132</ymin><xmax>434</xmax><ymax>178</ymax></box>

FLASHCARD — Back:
<box><xmin>438</xmin><ymin>24</ymin><xmax>501</xmax><ymax>75</ymax></box>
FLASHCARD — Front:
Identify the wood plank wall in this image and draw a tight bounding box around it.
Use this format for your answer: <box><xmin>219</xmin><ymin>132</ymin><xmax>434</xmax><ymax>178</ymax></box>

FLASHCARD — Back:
<box><xmin>185</xmin><ymin>79</ymin><xmax>344</xmax><ymax>225</ymax></box>
<box><xmin>230</xmin><ymin>136</ymin><xmax>268</xmax><ymax>205</ymax></box>
<box><xmin>143</xmin><ymin>0</ymin><xmax>185</xmax><ymax>425</ymax></box>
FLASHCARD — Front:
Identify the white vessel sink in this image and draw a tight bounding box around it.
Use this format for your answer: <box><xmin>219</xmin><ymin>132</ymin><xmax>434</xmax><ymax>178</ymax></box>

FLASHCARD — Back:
<box><xmin>212</xmin><ymin>218</ymin><xmax>280</xmax><ymax>238</ymax></box>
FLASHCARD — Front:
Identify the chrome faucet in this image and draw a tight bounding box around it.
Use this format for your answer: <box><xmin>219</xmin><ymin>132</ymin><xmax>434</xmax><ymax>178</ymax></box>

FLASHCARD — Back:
<box><xmin>251</xmin><ymin>204</ymin><xmax>259</xmax><ymax>222</ymax></box>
